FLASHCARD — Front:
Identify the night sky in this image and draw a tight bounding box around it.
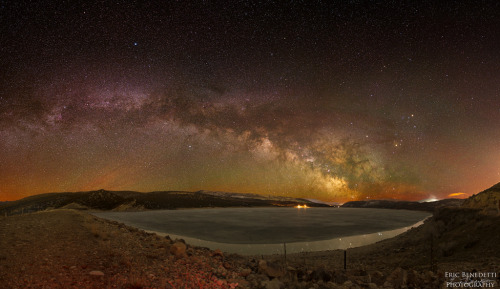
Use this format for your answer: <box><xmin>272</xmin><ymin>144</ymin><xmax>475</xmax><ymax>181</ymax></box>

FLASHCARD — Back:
<box><xmin>1</xmin><ymin>1</ymin><xmax>499</xmax><ymax>202</ymax></box>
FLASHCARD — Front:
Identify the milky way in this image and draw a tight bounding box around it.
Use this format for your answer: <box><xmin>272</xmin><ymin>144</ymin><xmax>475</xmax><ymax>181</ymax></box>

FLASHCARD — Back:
<box><xmin>1</xmin><ymin>1</ymin><xmax>499</xmax><ymax>201</ymax></box>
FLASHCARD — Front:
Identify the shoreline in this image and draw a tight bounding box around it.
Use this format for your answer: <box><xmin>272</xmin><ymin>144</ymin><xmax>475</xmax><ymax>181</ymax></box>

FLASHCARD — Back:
<box><xmin>91</xmin><ymin>207</ymin><xmax>430</xmax><ymax>246</ymax></box>
<box><xmin>2</xmin><ymin>208</ymin><xmax>499</xmax><ymax>289</ymax></box>
<box><xmin>124</xmin><ymin>218</ymin><xmax>428</xmax><ymax>255</ymax></box>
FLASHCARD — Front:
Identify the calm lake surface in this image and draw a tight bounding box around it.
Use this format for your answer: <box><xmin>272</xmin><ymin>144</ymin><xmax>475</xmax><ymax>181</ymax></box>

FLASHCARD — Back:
<box><xmin>94</xmin><ymin>207</ymin><xmax>430</xmax><ymax>254</ymax></box>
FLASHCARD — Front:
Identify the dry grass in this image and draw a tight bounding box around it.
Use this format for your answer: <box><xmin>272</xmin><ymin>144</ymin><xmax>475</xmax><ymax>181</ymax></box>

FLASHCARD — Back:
<box><xmin>85</xmin><ymin>218</ymin><xmax>113</xmax><ymax>241</ymax></box>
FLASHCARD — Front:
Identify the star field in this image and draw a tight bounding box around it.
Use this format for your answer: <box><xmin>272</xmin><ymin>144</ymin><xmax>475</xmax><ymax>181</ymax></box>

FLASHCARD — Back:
<box><xmin>0</xmin><ymin>1</ymin><xmax>499</xmax><ymax>202</ymax></box>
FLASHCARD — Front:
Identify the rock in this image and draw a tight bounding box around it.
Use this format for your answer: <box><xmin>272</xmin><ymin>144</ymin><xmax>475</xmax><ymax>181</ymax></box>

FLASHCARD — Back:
<box><xmin>89</xmin><ymin>270</ymin><xmax>104</xmax><ymax>276</ymax></box>
<box><xmin>240</xmin><ymin>268</ymin><xmax>252</xmax><ymax>277</ymax></box>
<box><xmin>170</xmin><ymin>241</ymin><xmax>187</xmax><ymax>258</ymax></box>
<box><xmin>258</xmin><ymin>260</ymin><xmax>267</xmax><ymax>270</ymax></box>
<box><xmin>332</xmin><ymin>270</ymin><xmax>348</xmax><ymax>284</ymax></box>
<box><xmin>247</xmin><ymin>274</ymin><xmax>269</xmax><ymax>288</ymax></box>
<box><xmin>310</xmin><ymin>268</ymin><xmax>332</xmax><ymax>282</ymax></box>
<box><xmin>212</xmin><ymin>249</ymin><xmax>224</xmax><ymax>258</ymax></box>
<box><xmin>367</xmin><ymin>283</ymin><xmax>379</xmax><ymax>289</ymax></box>
<box><xmin>263</xmin><ymin>278</ymin><xmax>284</xmax><ymax>289</ymax></box>
<box><xmin>326</xmin><ymin>282</ymin><xmax>341</xmax><ymax>289</ymax></box>
<box><xmin>424</xmin><ymin>271</ymin><xmax>437</xmax><ymax>285</ymax></box>
<box><xmin>213</xmin><ymin>265</ymin><xmax>228</xmax><ymax>278</ymax></box>
<box><xmin>258</xmin><ymin>260</ymin><xmax>285</xmax><ymax>278</ymax></box>
<box><xmin>352</xmin><ymin>268</ymin><xmax>368</xmax><ymax>276</ymax></box>
<box><xmin>371</xmin><ymin>271</ymin><xmax>385</xmax><ymax>286</ymax></box>
<box><xmin>186</xmin><ymin>247</ymin><xmax>196</xmax><ymax>256</ymax></box>
<box><xmin>286</xmin><ymin>266</ymin><xmax>298</xmax><ymax>282</ymax></box>
<box><xmin>352</xmin><ymin>274</ymin><xmax>371</xmax><ymax>284</ymax></box>
<box><xmin>296</xmin><ymin>268</ymin><xmax>308</xmax><ymax>282</ymax></box>
<box><xmin>237</xmin><ymin>279</ymin><xmax>250</xmax><ymax>289</ymax></box>
<box><xmin>384</xmin><ymin>267</ymin><xmax>408</xmax><ymax>289</ymax></box>
<box><xmin>226</xmin><ymin>278</ymin><xmax>249</xmax><ymax>289</ymax></box>
<box><xmin>406</xmin><ymin>270</ymin><xmax>420</xmax><ymax>287</ymax></box>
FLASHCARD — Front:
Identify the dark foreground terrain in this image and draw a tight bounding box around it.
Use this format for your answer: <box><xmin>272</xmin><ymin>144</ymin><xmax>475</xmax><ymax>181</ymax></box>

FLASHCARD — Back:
<box><xmin>1</xmin><ymin>206</ymin><xmax>499</xmax><ymax>288</ymax></box>
<box><xmin>0</xmin><ymin>209</ymin><xmax>246</xmax><ymax>289</ymax></box>
<box><xmin>1</xmin><ymin>182</ymin><xmax>499</xmax><ymax>288</ymax></box>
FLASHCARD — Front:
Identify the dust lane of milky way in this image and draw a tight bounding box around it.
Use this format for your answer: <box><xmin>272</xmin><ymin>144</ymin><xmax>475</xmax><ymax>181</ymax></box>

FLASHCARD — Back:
<box><xmin>0</xmin><ymin>1</ymin><xmax>499</xmax><ymax>202</ymax></box>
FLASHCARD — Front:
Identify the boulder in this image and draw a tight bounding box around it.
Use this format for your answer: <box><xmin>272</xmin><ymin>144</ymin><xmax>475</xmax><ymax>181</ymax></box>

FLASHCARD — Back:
<box><xmin>258</xmin><ymin>260</ymin><xmax>286</xmax><ymax>278</ymax></box>
<box><xmin>212</xmin><ymin>249</ymin><xmax>224</xmax><ymax>258</ymax></box>
<box><xmin>352</xmin><ymin>274</ymin><xmax>371</xmax><ymax>284</ymax></box>
<box><xmin>262</xmin><ymin>278</ymin><xmax>284</xmax><ymax>289</ymax></box>
<box><xmin>332</xmin><ymin>270</ymin><xmax>348</xmax><ymax>284</ymax></box>
<box><xmin>406</xmin><ymin>269</ymin><xmax>420</xmax><ymax>287</ymax></box>
<box><xmin>423</xmin><ymin>270</ymin><xmax>437</xmax><ymax>286</ymax></box>
<box><xmin>170</xmin><ymin>241</ymin><xmax>187</xmax><ymax>258</ymax></box>
<box><xmin>286</xmin><ymin>266</ymin><xmax>298</xmax><ymax>282</ymax></box>
<box><xmin>240</xmin><ymin>268</ymin><xmax>252</xmax><ymax>277</ymax></box>
<box><xmin>296</xmin><ymin>268</ymin><xmax>308</xmax><ymax>282</ymax></box>
<box><xmin>384</xmin><ymin>267</ymin><xmax>407</xmax><ymax>289</ymax></box>
<box><xmin>309</xmin><ymin>268</ymin><xmax>332</xmax><ymax>282</ymax></box>
<box><xmin>227</xmin><ymin>278</ymin><xmax>249</xmax><ymax>289</ymax></box>
<box><xmin>370</xmin><ymin>271</ymin><xmax>385</xmax><ymax>286</ymax></box>
<box><xmin>247</xmin><ymin>274</ymin><xmax>269</xmax><ymax>288</ymax></box>
<box><xmin>89</xmin><ymin>270</ymin><xmax>104</xmax><ymax>276</ymax></box>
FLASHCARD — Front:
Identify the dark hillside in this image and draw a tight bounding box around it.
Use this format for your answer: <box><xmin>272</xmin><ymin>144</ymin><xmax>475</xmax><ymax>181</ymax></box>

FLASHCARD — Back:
<box><xmin>462</xmin><ymin>182</ymin><xmax>500</xmax><ymax>214</ymax></box>
<box><xmin>342</xmin><ymin>198</ymin><xmax>464</xmax><ymax>211</ymax></box>
<box><xmin>0</xmin><ymin>189</ymin><xmax>329</xmax><ymax>216</ymax></box>
<box><xmin>0</xmin><ymin>192</ymin><xmax>85</xmax><ymax>215</ymax></box>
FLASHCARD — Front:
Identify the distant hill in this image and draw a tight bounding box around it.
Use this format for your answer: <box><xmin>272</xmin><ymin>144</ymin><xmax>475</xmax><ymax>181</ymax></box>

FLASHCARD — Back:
<box><xmin>342</xmin><ymin>182</ymin><xmax>500</xmax><ymax>212</ymax></box>
<box><xmin>462</xmin><ymin>182</ymin><xmax>500</xmax><ymax>214</ymax></box>
<box><xmin>0</xmin><ymin>189</ymin><xmax>329</xmax><ymax>216</ymax></box>
<box><xmin>341</xmin><ymin>198</ymin><xmax>464</xmax><ymax>211</ymax></box>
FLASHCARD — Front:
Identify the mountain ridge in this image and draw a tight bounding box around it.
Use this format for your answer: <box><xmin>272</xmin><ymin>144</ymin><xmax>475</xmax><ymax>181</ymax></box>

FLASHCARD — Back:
<box><xmin>461</xmin><ymin>182</ymin><xmax>500</xmax><ymax>214</ymax></box>
<box><xmin>341</xmin><ymin>198</ymin><xmax>465</xmax><ymax>211</ymax></box>
<box><xmin>3</xmin><ymin>182</ymin><xmax>498</xmax><ymax>216</ymax></box>
<box><xmin>341</xmin><ymin>182</ymin><xmax>500</xmax><ymax>212</ymax></box>
<box><xmin>0</xmin><ymin>189</ymin><xmax>330</xmax><ymax>216</ymax></box>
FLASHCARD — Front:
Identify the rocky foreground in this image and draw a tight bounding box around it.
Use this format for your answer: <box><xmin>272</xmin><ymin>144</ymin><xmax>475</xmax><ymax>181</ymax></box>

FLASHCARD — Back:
<box><xmin>1</xmin><ymin>207</ymin><xmax>499</xmax><ymax>289</ymax></box>
<box><xmin>0</xmin><ymin>209</ymin><xmax>246</xmax><ymax>289</ymax></box>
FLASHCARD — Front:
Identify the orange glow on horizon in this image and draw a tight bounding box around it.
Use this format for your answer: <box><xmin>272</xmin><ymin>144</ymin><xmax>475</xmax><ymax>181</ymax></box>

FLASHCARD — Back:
<box><xmin>447</xmin><ymin>192</ymin><xmax>468</xmax><ymax>198</ymax></box>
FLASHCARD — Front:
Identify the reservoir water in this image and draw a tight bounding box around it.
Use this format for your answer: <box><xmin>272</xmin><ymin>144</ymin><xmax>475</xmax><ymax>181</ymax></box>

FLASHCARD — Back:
<box><xmin>93</xmin><ymin>207</ymin><xmax>430</xmax><ymax>255</ymax></box>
